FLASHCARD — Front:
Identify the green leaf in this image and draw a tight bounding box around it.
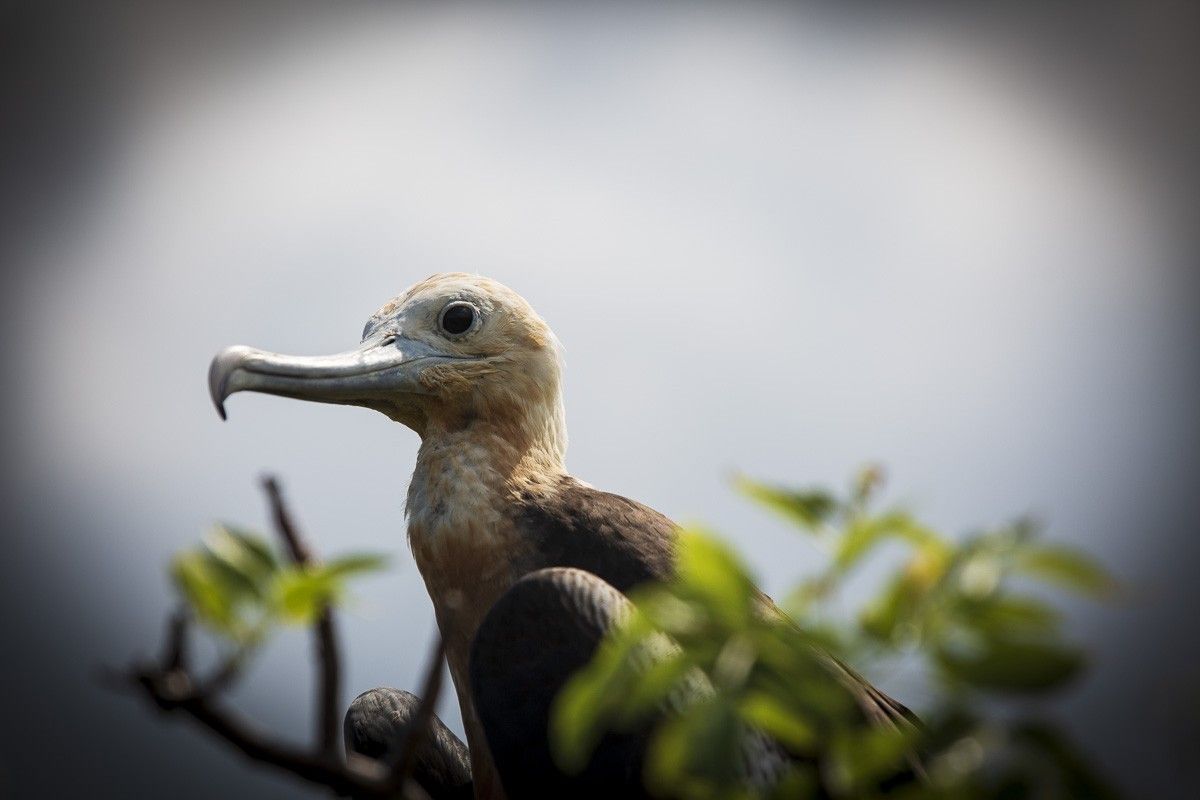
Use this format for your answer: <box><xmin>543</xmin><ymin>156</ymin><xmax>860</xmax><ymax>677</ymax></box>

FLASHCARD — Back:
<box><xmin>645</xmin><ymin>699</ymin><xmax>743</xmax><ymax>797</ymax></box>
<box><xmin>734</xmin><ymin>476</ymin><xmax>837</xmax><ymax>531</ymax></box>
<box><xmin>937</xmin><ymin>639</ymin><xmax>1084</xmax><ymax>694</ymax></box>
<box><xmin>767</xmin><ymin>766</ymin><xmax>819</xmax><ymax>800</ymax></box>
<box><xmin>212</xmin><ymin>524</ymin><xmax>278</xmax><ymax>572</ymax></box>
<box><xmin>551</xmin><ymin>616</ymin><xmax>660</xmax><ymax>773</ymax></box>
<box><xmin>324</xmin><ymin>553</ymin><xmax>389</xmax><ymax>578</ymax></box>
<box><xmin>643</xmin><ymin>713</ymin><xmax>695</xmax><ymax>794</ymax></box>
<box><xmin>1016</xmin><ymin>546</ymin><xmax>1118</xmax><ymax>597</ymax></box>
<box><xmin>203</xmin><ymin>527</ymin><xmax>277</xmax><ymax>600</ymax></box>
<box><xmin>616</xmin><ymin>650</ymin><xmax>694</xmax><ymax>725</ymax></box>
<box><xmin>633</xmin><ymin>586</ymin><xmax>705</xmax><ymax>639</ymax></box>
<box><xmin>833</xmin><ymin>517</ymin><xmax>890</xmax><ymax>573</ymax></box>
<box><xmin>828</xmin><ymin>725</ymin><xmax>915</xmax><ymax>795</ymax></box>
<box><xmin>859</xmin><ymin>544</ymin><xmax>949</xmax><ymax>644</ymax></box>
<box><xmin>737</xmin><ymin>692</ymin><xmax>817</xmax><ymax>752</ymax></box>
<box><xmin>833</xmin><ymin>512</ymin><xmax>935</xmax><ymax>573</ymax></box>
<box><xmin>711</xmin><ymin>634</ymin><xmax>758</xmax><ymax>691</ymax></box>
<box><xmin>268</xmin><ymin>555</ymin><xmax>385</xmax><ymax>623</ymax></box>
<box><xmin>171</xmin><ymin>551</ymin><xmax>237</xmax><ymax>631</ymax></box>
<box><xmin>969</xmin><ymin>597</ymin><xmax>1062</xmax><ymax>638</ymax></box>
<box><xmin>674</xmin><ymin>529</ymin><xmax>757</xmax><ymax>628</ymax></box>
<box><xmin>273</xmin><ymin>568</ymin><xmax>340</xmax><ymax>624</ymax></box>
<box><xmin>956</xmin><ymin>553</ymin><xmax>1004</xmax><ymax>600</ymax></box>
<box><xmin>778</xmin><ymin>577</ymin><xmax>831</xmax><ymax>618</ymax></box>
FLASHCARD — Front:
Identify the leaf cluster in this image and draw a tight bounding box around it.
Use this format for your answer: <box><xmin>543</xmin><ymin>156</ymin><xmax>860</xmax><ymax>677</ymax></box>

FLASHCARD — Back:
<box><xmin>554</xmin><ymin>467</ymin><xmax>1119</xmax><ymax>799</ymax></box>
<box><xmin>171</xmin><ymin>523</ymin><xmax>386</xmax><ymax>647</ymax></box>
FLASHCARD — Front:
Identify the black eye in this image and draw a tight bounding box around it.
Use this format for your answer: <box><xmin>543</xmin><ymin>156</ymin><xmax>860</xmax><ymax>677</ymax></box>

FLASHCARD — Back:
<box><xmin>439</xmin><ymin>302</ymin><xmax>476</xmax><ymax>335</ymax></box>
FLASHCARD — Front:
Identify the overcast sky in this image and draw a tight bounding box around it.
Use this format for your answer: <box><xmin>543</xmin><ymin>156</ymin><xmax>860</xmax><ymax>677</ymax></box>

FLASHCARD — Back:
<box><xmin>2</xmin><ymin>3</ymin><xmax>1197</xmax><ymax>797</ymax></box>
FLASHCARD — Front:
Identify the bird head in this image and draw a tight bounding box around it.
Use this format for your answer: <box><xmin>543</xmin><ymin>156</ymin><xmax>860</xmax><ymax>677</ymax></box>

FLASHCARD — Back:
<box><xmin>209</xmin><ymin>273</ymin><xmax>565</xmax><ymax>453</ymax></box>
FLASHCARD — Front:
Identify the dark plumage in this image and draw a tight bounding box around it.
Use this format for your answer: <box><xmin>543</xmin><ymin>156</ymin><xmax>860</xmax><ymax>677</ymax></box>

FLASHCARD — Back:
<box><xmin>511</xmin><ymin>477</ymin><xmax>677</xmax><ymax>594</ymax></box>
<box><xmin>471</xmin><ymin>568</ymin><xmax>655</xmax><ymax>798</ymax></box>
<box><xmin>344</xmin><ymin>688</ymin><xmax>473</xmax><ymax>799</ymax></box>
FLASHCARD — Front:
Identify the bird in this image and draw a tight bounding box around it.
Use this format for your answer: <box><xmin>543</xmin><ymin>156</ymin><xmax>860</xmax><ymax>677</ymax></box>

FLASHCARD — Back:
<box><xmin>209</xmin><ymin>273</ymin><xmax>916</xmax><ymax>799</ymax></box>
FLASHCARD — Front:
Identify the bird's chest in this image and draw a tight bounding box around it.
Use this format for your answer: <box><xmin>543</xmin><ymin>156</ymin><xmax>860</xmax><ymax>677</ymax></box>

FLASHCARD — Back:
<box><xmin>410</xmin><ymin>454</ymin><xmax>524</xmax><ymax>606</ymax></box>
<box><xmin>414</xmin><ymin>529</ymin><xmax>526</xmax><ymax>682</ymax></box>
<box><xmin>406</xmin><ymin>446</ymin><xmax>535</xmax><ymax>684</ymax></box>
<box><xmin>406</xmin><ymin>452</ymin><xmax>538</xmax><ymax>800</ymax></box>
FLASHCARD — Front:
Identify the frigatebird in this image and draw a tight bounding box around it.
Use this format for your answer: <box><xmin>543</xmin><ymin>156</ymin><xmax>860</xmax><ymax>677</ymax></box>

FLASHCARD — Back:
<box><xmin>209</xmin><ymin>273</ymin><xmax>915</xmax><ymax>799</ymax></box>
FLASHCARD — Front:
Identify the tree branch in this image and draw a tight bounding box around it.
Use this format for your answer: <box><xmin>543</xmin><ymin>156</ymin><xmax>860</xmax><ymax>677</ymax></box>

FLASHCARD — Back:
<box><xmin>388</xmin><ymin>637</ymin><xmax>447</xmax><ymax>790</ymax></box>
<box><xmin>262</xmin><ymin>475</ymin><xmax>341</xmax><ymax>757</ymax></box>
<box><xmin>132</xmin><ymin>665</ymin><xmax>387</xmax><ymax>796</ymax></box>
<box><xmin>263</xmin><ymin>474</ymin><xmax>314</xmax><ymax>564</ymax></box>
<box><xmin>114</xmin><ymin>477</ymin><xmax>446</xmax><ymax>799</ymax></box>
<box><xmin>162</xmin><ymin>605</ymin><xmax>189</xmax><ymax>671</ymax></box>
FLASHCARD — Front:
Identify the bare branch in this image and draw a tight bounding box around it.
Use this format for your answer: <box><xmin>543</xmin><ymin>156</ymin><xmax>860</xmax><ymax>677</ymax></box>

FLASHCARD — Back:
<box><xmin>198</xmin><ymin>649</ymin><xmax>248</xmax><ymax>696</ymax></box>
<box><xmin>116</xmin><ymin>477</ymin><xmax>444</xmax><ymax>799</ymax></box>
<box><xmin>262</xmin><ymin>474</ymin><xmax>314</xmax><ymax>565</ymax></box>
<box><xmin>312</xmin><ymin>611</ymin><xmax>342</xmax><ymax>757</ymax></box>
<box><xmin>117</xmin><ymin>615</ymin><xmax>433</xmax><ymax>800</ymax></box>
<box><xmin>388</xmin><ymin>637</ymin><xmax>447</xmax><ymax>790</ymax></box>
<box><xmin>162</xmin><ymin>606</ymin><xmax>189</xmax><ymax>671</ymax></box>
<box><xmin>262</xmin><ymin>474</ymin><xmax>342</xmax><ymax>757</ymax></box>
<box><xmin>131</xmin><ymin>666</ymin><xmax>391</xmax><ymax>796</ymax></box>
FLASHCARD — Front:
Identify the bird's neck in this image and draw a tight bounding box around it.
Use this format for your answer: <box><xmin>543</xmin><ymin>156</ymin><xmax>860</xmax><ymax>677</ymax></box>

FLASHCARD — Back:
<box><xmin>405</xmin><ymin>401</ymin><xmax>568</xmax><ymax>552</ymax></box>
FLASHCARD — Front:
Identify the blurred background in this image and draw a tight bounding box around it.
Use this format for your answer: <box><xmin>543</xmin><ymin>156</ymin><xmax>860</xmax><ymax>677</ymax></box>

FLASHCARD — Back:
<box><xmin>1</xmin><ymin>1</ymin><xmax>1197</xmax><ymax>797</ymax></box>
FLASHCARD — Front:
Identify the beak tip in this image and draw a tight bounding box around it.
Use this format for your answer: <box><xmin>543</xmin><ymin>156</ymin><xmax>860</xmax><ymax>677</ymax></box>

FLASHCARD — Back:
<box><xmin>209</xmin><ymin>345</ymin><xmax>250</xmax><ymax>422</ymax></box>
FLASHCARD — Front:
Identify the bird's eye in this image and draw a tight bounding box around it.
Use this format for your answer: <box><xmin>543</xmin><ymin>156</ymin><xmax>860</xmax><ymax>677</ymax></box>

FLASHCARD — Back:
<box><xmin>439</xmin><ymin>302</ymin><xmax>476</xmax><ymax>335</ymax></box>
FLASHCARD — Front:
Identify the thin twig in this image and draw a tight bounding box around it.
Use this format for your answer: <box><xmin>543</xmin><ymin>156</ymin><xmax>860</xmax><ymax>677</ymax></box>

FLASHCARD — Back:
<box><xmin>132</xmin><ymin>667</ymin><xmax>390</xmax><ymax>796</ymax></box>
<box><xmin>162</xmin><ymin>606</ymin><xmax>189</xmax><ymax>671</ymax></box>
<box><xmin>262</xmin><ymin>475</ymin><xmax>342</xmax><ymax>757</ymax></box>
<box><xmin>388</xmin><ymin>637</ymin><xmax>447</xmax><ymax>790</ymax></box>
<box><xmin>198</xmin><ymin>649</ymin><xmax>249</xmax><ymax>696</ymax></box>
<box><xmin>312</xmin><ymin>611</ymin><xmax>342</xmax><ymax>756</ymax></box>
<box><xmin>262</xmin><ymin>475</ymin><xmax>314</xmax><ymax>565</ymax></box>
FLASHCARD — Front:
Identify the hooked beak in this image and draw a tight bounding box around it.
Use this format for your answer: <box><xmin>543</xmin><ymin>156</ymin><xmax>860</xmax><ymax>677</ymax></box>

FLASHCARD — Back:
<box><xmin>208</xmin><ymin>335</ymin><xmax>444</xmax><ymax>420</ymax></box>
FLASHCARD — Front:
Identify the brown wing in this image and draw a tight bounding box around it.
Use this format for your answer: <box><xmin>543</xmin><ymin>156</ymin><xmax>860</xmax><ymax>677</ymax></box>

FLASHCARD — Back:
<box><xmin>510</xmin><ymin>476</ymin><xmax>677</xmax><ymax>593</ymax></box>
<box><xmin>510</xmin><ymin>476</ymin><xmax>923</xmax><ymax>774</ymax></box>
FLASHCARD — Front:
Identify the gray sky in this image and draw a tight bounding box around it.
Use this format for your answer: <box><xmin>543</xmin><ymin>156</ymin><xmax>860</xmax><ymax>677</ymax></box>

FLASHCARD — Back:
<box><xmin>3</xmin><ymin>3</ymin><xmax>1197</xmax><ymax>797</ymax></box>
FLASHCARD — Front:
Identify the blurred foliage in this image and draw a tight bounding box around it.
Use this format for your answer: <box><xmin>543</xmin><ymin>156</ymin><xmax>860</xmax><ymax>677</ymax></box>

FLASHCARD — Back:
<box><xmin>553</xmin><ymin>466</ymin><xmax>1120</xmax><ymax>799</ymax></box>
<box><xmin>171</xmin><ymin>523</ymin><xmax>386</xmax><ymax>647</ymax></box>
